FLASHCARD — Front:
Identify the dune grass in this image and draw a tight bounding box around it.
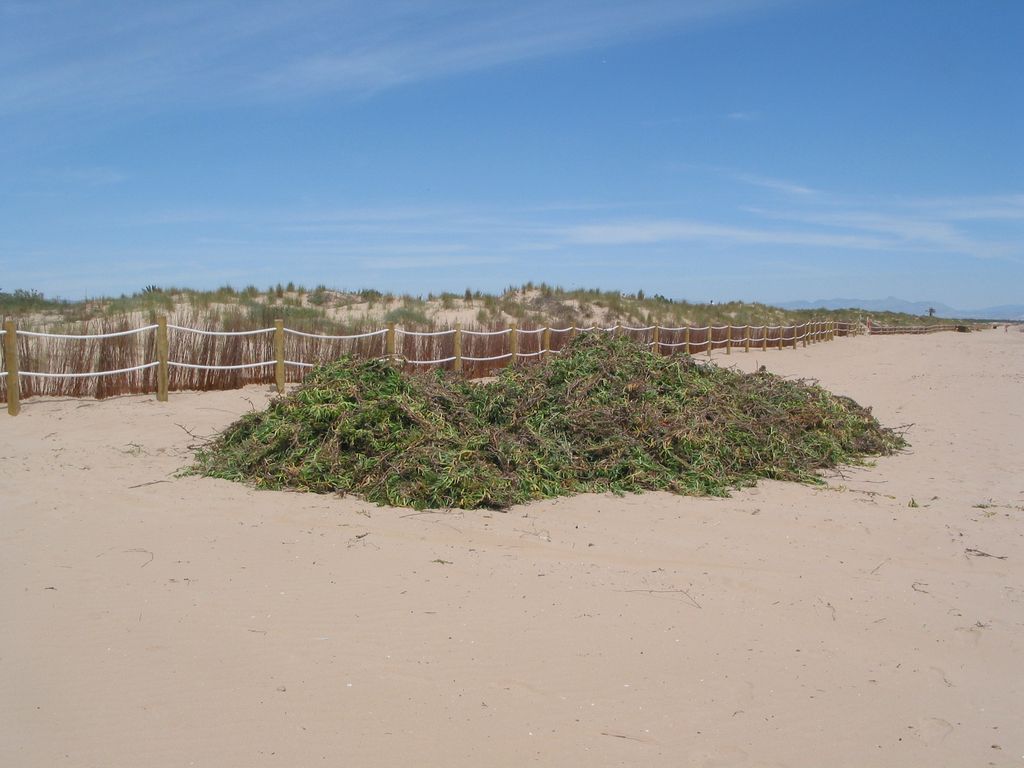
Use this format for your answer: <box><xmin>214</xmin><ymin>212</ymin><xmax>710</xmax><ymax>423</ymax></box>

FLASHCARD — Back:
<box><xmin>192</xmin><ymin>334</ymin><xmax>906</xmax><ymax>510</ymax></box>
<box><xmin>3</xmin><ymin>282</ymin><xmax>958</xmax><ymax>331</ymax></box>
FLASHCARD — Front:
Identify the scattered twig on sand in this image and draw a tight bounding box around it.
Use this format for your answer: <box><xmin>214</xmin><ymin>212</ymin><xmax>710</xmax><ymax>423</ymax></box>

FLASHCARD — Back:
<box><xmin>347</xmin><ymin>532</ymin><xmax>379</xmax><ymax>550</ymax></box>
<box><xmin>965</xmin><ymin>547</ymin><xmax>1007</xmax><ymax>560</ymax></box>
<box><xmin>911</xmin><ymin>581</ymin><xmax>930</xmax><ymax>593</ymax></box>
<box><xmin>128</xmin><ymin>479</ymin><xmax>171</xmax><ymax>489</ymax></box>
<box><xmin>601</xmin><ymin>731</ymin><xmax>648</xmax><ymax>742</ymax></box>
<box><xmin>124</xmin><ymin>547</ymin><xmax>154</xmax><ymax>567</ymax></box>
<box><xmin>869</xmin><ymin>558</ymin><xmax>890</xmax><ymax>575</ymax></box>
<box><xmin>175</xmin><ymin>423</ymin><xmax>204</xmax><ymax>439</ymax></box>
<box><xmin>817</xmin><ymin>597</ymin><xmax>837</xmax><ymax>621</ymax></box>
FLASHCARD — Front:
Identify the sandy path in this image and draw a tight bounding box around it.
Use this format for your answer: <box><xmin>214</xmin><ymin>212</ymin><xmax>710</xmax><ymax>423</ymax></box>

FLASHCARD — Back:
<box><xmin>2</xmin><ymin>329</ymin><xmax>1021</xmax><ymax>767</ymax></box>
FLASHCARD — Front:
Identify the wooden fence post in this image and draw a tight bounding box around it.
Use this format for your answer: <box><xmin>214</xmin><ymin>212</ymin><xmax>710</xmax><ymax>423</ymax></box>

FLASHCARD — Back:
<box><xmin>570</xmin><ymin>324</ymin><xmax>578</xmax><ymax>341</ymax></box>
<box><xmin>707</xmin><ymin>326</ymin><xmax>713</xmax><ymax>357</ymax></box>
<box><xmin>386</xmin><ymin>323</ymin><xmax>396</xmax><ymax>358</ymax></box>
<box><xmin>3</xmin><ymin>320</ymin><xmax>19</xmax><ymax>416</ymax></box>
<box><xmin>541</xmin><ymin>326</ymin><xmax>550</xmax><ymax>362</ymax></box>
<box><xmin>778</xmin><ymin>326</ymin><xmax>784</xmax><ymax>350</ymax></box>
<box><xmin>614</xmin><ymin>322</ymin><xmax>622</xmax><ymax>338</ymax></box>
<box><xmin>274</xmin><ymin>319</ymin><xmax>285</xmax><ymax>393</ymax></box>
<box><xmin>509</xmin><ymin>323</ymin><xmax>518</xmax><ymax>366</ymax></box>
<box><xmin>652</xmin><ymin>325</ymin><xmax>660</xmax><ymax>355</ymax></box>
<box><xmin>156</xmin><ymin>316</ymin><xmax>168</xmax><ymax>403</ymax></box>
<box><xmin>725</xmin><ymin>325</ymin><xmax>732</xmax><ymax>355</ymax></box>
<box><xmin>454</xmin><ymin>322</ymin><xmax>463</xmax><ymax>373</ymax></box>
<box><xmin>684</xmin><ymin>326</ymin><xmax>691</xmax><ymax>355</ymax></box>
<box><xmin>744</xmin><ymin>325</ymin><xmax>751</xmax><ymax>352</ymax></box>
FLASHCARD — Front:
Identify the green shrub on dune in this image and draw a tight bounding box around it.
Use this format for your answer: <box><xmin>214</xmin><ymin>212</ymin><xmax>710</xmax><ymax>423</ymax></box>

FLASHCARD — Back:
<box><xmin>192</xmin><ymin>335</ymin><xmax>905</xmax><ymax>509</ymax></box>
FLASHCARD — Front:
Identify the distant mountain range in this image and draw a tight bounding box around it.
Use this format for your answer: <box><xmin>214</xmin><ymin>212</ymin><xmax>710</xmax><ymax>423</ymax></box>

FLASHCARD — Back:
<box><xmin>774</xmin><ymin>296</ymin><xmax>1024</xmax><ymax>321</ymax></box>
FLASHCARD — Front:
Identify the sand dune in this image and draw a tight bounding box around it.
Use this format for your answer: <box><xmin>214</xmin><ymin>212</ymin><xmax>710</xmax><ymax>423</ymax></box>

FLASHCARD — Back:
<box><xmin>2</xmin><ymin>329</ymin><xmax>1021</xmax><ymax>767</ymax></box>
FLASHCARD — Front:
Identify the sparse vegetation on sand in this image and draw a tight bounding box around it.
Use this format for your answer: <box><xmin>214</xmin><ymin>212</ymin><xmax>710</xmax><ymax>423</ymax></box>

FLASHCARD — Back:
<box><xmin>1</xmin><ymin>282</ymin><xmax>960</xmax><ymax>332</ymax></box>
<box><xmin>192</xmin><ymin>335</ymin><xmax>906</xmax><ymax>509</ymax></box>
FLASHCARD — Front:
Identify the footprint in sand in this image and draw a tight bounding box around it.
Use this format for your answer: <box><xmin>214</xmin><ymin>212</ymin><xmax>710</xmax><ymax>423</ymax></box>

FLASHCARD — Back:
<box><xmin>912</xmin><ymin>716</ymin><xmax>955</xmax><ymax>745</ymax></box>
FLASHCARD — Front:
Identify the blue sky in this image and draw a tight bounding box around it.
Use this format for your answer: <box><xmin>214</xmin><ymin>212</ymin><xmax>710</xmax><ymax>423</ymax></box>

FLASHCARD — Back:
<box><xmin>1</xmin><ymin>0</ymin><xmax>1022</xmax><ymax>308</ymax></box>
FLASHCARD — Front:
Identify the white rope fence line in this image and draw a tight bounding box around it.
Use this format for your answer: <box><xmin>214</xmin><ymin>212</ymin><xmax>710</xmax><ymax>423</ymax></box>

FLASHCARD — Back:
<box><xmin>461</xmin><ymin>328</ymin><xmax>512</xmax><ymax>337</ymax></box>
<box><xmin>869</xmin><ymin>324</ymin><xmax>959</xmax><ymax>334</ymax></box>
<box><xmin>396</xmin><ymin>328</ymin><xmax>455</xmax><ymax>337</ymax></box>
<box><xmin>2</xmin><ymin>320</ymin><xmax>845</xmax><ymax>410</ymax></box>
<box><xmin>19</xmin><ymin>361</ymin><xmax>160</xmax><ymax>379</ymax></box>
<box><xmin>168</xmin><ymin>360</ymin><xmax>276</xmax><ymax>371</ymax></box>
<box><xmin>402</xmin><ymin>356</ymin><xmax>458</xmax><ymax>365</ymax></box>
<box><xmin>462</xmin><ymin>353</ymin><xmax>514</xmax><ymax>362</ymax></box>
<box><xmin>168</xmin><ymin>325</ymin><xmax>275</xmax><ymax>336</ymax></box>
<box><xmin>4</xmin><ymin>322</ymin><xmax>850</xmax><ymax>343</ymax></box>
<box><xmin>284</xmin><ymin>328</ymin><xmax>388</xmax><ymax>340</ymax></box>
<box><xmin>17</xmin><ymin>325</ymin><xmax>159</xmax><ymax>340</ymax></box>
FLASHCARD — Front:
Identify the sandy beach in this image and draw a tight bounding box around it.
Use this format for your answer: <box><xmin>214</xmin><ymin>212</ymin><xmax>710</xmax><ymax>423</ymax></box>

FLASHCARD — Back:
<box><xmin>2</xmin><ymin>328</ymin><xmax>1021</xmax><ymax>767</ymax></box>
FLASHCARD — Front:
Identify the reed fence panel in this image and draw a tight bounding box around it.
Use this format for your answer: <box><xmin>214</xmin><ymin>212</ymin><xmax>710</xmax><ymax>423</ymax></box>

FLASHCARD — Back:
<box><xmin>1</xmin><ymin>317</ymin><xmax>857</xmax><ymax>410</ymax></box>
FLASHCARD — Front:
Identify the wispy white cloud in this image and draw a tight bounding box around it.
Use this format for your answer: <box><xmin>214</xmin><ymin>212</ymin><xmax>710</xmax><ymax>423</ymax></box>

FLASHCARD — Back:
<box><xmin>899</xmin><ymin>194</ymin><xmax>1024</xmax><ymax>222</ymax></box>
<box><xmin>0</xmin><ymin>0</ymin><xmax>782</xmax><ymax>113</ymax></box>
<box><xmin>730</xmin><ymin>172</ymin><xmax>818</xmax><ymax>196</ymax></box>
<box><xmin>743</xmin><ymin>193</ymin><xmax>1024</xmax><ymax>261</ymax></box>
<box><xmin>679</xmin><ymin>164</ymin><xmax>820</xmax><ymax>196</ymax></box>
<box><xmin>563</xmin><ymin>218</ymin><xmax>890</xmax><ymax>250</ymax></box>
<box><xmin>690</xmin><ymin>164</ymin><xmax>1024</xmax><ymax>261</ymax></box>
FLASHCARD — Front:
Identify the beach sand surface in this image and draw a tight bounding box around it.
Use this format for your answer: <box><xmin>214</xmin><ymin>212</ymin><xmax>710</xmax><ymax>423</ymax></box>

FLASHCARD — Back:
<box><xmin>2</xmin><ymin>329</ymin><xmax>1022</xmax><ymax>767</ymax></box>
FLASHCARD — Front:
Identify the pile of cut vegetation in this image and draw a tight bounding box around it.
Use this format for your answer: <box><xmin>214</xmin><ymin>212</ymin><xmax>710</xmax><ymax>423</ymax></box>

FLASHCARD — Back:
<box><xmin>192</xmin><ymin>335</ymin><xmax>905</xmax><ymax>509</ymax></box>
